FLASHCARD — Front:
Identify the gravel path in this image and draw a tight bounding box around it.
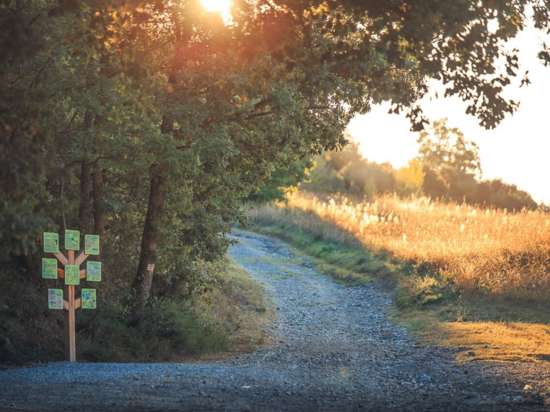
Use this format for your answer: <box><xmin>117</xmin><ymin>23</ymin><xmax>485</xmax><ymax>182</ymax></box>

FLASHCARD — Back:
<box><xmin>0</xmin><ymin>230</ymin><xmax>543</xmax><ymax>411</ymax></box>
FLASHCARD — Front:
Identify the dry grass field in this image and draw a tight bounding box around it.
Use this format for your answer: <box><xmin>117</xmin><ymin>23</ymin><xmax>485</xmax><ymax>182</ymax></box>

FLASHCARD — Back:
<box><xmin>271</xmin><ymin>192</ymin><xmax>550</xmax><ymax>302</ymax></box>
<box><xmin>248</xmin><ymin>191</ymin><xmax>550</xmax><ymax>364</ymax></box>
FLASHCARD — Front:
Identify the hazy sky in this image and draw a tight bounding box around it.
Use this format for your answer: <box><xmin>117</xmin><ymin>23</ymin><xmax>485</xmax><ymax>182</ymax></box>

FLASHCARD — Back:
<box><xmin>348</xmin><ymin>25</ymin><xmax>550</xmax><ymax>204</ymax></box>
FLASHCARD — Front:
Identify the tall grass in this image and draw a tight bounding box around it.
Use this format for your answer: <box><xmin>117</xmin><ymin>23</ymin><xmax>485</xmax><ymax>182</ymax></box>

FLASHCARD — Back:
<box><xmin>250</xmin><ymin>192</ymin><xmax>550</xmax><ymax>302</ymax></box>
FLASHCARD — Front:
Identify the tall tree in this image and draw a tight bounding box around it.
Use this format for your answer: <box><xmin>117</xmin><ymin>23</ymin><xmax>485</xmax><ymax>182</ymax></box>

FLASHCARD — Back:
<box><xmin>417</xmin><ymin>119</ymin><xmax>481</xmax><ymax>200</ymax></box>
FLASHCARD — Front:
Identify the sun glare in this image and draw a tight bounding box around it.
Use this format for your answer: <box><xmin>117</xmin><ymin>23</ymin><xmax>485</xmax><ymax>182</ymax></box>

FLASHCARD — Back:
<box><xmin>200</xmin><ymin>0</ymin><xmax>232</xmax><ymax>24</ymax></box>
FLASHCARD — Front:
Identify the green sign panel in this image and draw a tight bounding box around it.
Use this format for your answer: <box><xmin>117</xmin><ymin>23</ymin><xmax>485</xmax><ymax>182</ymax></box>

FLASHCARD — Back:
<box><xmin>43</xmin><ymin>232</ymin><xmax>60</xmax><ymax>253</ymax></box>
<box><xmin>65</xmin><ymin>229</ymin><xmax>80</xmax><ymax>251</ymax></box>
<box><xmin>86</xmin><ymin>261</ymin><xmax>102</xmax><ymax>282</ymax></box>
<box><xmin>81</xmin><ymin>289</ymin><xmax>96</xmax><ymax>309</ymax></box>
<box><xmin>42</xmin><ymin>258</ymin><xmax>58</xmax><ymax>279</ymax></box>
<box><xmin>84</xmin><ymin>234</ymin><xmax>100</xmax><ymax>255</ymax></box>
<box><xmin>64</xmin><ymin>264</ymin><xmax>80</xmax><ymax>285</ymax></box>
<box><xmin>48</xmin><ymin>289</ymin><xmax>64</xmax><ymax>310</ymax></box>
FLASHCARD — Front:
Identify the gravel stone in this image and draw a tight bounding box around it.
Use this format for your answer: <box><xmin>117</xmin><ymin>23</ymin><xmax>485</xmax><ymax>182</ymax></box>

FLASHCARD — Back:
<box><xmin>0</xmin><ymin>230</ymin><xmax>544</xmax><ymax>411</ymax></box>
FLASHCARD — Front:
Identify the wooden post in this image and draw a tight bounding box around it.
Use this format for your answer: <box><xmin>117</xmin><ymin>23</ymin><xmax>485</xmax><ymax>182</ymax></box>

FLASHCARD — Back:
<box><xmin>66</xmin><ymin>250</ymin><xmax>76</xmax><ymax>362</ymax></box>
<box><xmin>43</xmin><ymin>230</ymin><xmax>100</xmax><ymax>363</ymax></box>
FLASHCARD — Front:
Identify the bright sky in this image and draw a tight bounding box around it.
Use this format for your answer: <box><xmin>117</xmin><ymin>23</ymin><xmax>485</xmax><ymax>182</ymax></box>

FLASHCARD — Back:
<box><xmin>201</xmin><ymin>0</ymin><xmax>232</xmax><ymax>24</ymax></box>
<box><xmin>348</xmin><ymin>25</ymin><xmax>550</xmax><ymax>205</ymax></box>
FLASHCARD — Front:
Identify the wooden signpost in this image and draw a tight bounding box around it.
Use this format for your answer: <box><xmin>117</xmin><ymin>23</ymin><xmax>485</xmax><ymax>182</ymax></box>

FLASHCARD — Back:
<box><xmin>41</xmin><ymin>230</ymin><xmax>102</xmax><ymax>362</ymax></box>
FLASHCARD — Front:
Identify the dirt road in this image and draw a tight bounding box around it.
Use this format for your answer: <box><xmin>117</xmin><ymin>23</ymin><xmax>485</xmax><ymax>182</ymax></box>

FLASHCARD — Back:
<box><xmin>0</xmin><ymin>230</ymin><xmax>542</xmax><ymax>411</ymax></box>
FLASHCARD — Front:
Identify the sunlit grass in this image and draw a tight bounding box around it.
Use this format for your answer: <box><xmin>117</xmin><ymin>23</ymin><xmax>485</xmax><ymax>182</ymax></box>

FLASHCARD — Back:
<box><xmin>395</xmin><ymin>309</ymin><xmax>550</xmax><ymax>369</ymax></box>
<box><xmin>442</xmin><ymin>321</ymin><xmax>550</xmax><ymax>362</ymax></box>
<box><xmin>275</xmin><ymin>192</ymin><xmax>550</xmax><ymax>302</ymax></box>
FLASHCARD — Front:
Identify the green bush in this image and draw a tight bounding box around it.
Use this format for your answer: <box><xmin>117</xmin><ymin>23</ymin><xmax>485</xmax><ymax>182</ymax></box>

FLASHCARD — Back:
<box><xmin>1</xmin><ymin>257</ymin><xmax>268</xmax><ymax>364</ymax></box>
<box><xmin>79</xmin><ymin>298</ymin><xmax>229</xmax><ymax>362</ymax></box>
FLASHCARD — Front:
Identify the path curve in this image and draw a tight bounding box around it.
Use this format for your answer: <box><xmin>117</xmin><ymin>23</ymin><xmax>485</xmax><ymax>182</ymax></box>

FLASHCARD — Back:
<box><xmin>0</xmin><ymin>230</ymin><xmax>540</xmax><ymax>411</ymax></box>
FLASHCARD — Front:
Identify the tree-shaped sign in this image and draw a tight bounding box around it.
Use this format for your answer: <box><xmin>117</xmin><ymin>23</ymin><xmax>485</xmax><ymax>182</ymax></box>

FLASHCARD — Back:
<box><xmin>41</xmin><ymin>230</ymin><xmax>102</xmax><ymax>362</ymax></box>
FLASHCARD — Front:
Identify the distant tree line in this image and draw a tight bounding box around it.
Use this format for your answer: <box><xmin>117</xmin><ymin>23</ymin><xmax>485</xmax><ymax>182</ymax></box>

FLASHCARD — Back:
<box><xmin>303</xmin><ymin>120</ymin><xmax>538</xmax><ymax>211</ymax></box>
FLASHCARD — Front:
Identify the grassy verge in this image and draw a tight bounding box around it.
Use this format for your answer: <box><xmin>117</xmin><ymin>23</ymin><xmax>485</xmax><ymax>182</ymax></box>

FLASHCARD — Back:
<box><xmin>0</xmin><ymin>258</ymin><xmax>272</xmax><ymax>364</ymax></box>
<box><xmin>194</xmin><ymin>259</ymin><xmax>274</xmax><ymax>355</ymax></box>
<box><xmin>77</xmin><ymin>257</ymin><xmax>273</xmax><ymax>362</ymax></box>
<box><xmin>245</xmin><ymin>206</ymin><xmax>402</xmax><ymax>285</ymax></box>
<box><xmin>246</xmin><ymin>200</ymin><xmax>550</xmax><ymax>368</ymax></box>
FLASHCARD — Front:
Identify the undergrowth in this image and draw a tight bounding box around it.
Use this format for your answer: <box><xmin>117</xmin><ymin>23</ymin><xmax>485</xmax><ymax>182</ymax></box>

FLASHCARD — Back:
<box><xmin>0</xmin><ymin>259</ymin><xmax>271</xmax><ymax>364</ymax></box>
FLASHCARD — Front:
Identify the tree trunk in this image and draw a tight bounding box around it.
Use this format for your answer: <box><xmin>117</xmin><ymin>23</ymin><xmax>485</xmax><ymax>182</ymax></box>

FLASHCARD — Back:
<box><xmin>92</xmin><ymin>165</ymin><xmax>105</xmax><ymax>237</ymax></box>
<box><xmin>78</xmin><ymin>111</ymin><xmax>94</xmax><ymax>233</ymax></box>
<box><xmin>78</xmin><ymin>160</ymin><xmax>93</xmax><ymax>233</ymax></box>
<box><xmin>130</xmin><ymin>163</ymin><xmax>166</xmax><ymax>324</ymax></box>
